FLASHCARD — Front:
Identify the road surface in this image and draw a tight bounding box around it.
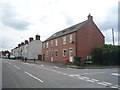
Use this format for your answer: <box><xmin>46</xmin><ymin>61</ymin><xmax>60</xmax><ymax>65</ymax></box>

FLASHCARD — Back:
<box><xmin>1</xmin><ymin>59</ymin><xmax>119</xmax><ymax>89</ymax></box>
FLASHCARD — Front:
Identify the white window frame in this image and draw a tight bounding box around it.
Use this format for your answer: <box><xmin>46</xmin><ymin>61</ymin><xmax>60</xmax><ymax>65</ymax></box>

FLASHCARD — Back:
<box><xmin>43</xmin><ymin>43</ymin><xmax>45</xmax><ymax>48</ymax></box>
<box><xmin>46</xmin><ymin>51</ymin><xmax>48</xmax><ymax>57</ymax></box>
<box><xmin>70</xmin><ymin>35</ymin><xmax>73</xmax><ymax>43</ymax></box>
<box><xmin>63</xmin><ymin>37</ymin><xmax>66</xmax><ymax>45</ymax></box>
<box><xmin>51</xmin><ymin>40</ymin><xmax>53</xmax><ymax>47</ymax></box>
<box><xmin>55</xmin><ymin>39</ymin><xmax>58</xmax><ymax>46</ymax></box>
<box><xmin>46</xmin><ymin>42</ymin><xmax>48</xmax><ymax>48</ymax></box>
<box><xmin>69</xmin><ymin>48</ymin><xmax>73</xmax><ymax>57</ymax></box>
<box><xmin>63</xmin><ymin>49</ymin><xmax>67</xmax><ymax>57</ymax></box>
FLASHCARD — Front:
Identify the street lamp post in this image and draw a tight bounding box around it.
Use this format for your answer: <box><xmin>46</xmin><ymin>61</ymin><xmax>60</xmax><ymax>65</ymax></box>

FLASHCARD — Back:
<box><xmin>112</xmin><ymin>28</ymin><xmax>114</xmax><ymax>45</ymax></box>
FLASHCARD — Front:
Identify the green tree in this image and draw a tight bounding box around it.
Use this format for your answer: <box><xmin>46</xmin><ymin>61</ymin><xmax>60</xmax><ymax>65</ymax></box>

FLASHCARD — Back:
<box><xmin>92</xmin><ymin>44</ymin><xmax>119</xmax><ymax>65</ymax></box>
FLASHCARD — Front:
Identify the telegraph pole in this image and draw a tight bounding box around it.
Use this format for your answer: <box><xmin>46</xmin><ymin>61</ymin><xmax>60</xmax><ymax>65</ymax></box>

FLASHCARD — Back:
<box><xmin>112</xmin><ymin>28</ymin><xmax>114</xmax><ymax>45</ymax></box>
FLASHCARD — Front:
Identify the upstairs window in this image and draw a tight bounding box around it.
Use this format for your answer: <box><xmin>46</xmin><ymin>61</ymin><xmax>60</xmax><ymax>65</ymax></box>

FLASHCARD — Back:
<box><xmin>51</xmin><ymin>40</ymin><xmax>53</xmax><ymax>47</ymax></box>
<box><xmin>63</xmin><ymin>37</ymin><xmax>66</xmax><ymax>45</ymax></box>
<box><xmin>46</xmin><ymin>51</ymin><xmax>48</xmax><ymax>57</ymax></box>
<box><xmin>55</xmin><ymin>39</ymin><xmax>58</xmax><ymax>46</ymax></box>
<box><xmin>43</xmin><ymin>43</ymin><xmax>45</xmax><ymax>48</ymax></box>
<box><xmin>46</xmin><ymin>42</ymin><xmax>48</xmax><ymax>48</ymax></box>
<box><xmin>70</xmin><ymin>35</ymin><xmax>73</xmax><ymax>43</ymax></box>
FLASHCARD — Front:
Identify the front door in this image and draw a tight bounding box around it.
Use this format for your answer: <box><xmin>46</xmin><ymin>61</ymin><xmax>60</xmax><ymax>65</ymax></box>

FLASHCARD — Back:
<box><xmin>51</xmin><ymin>53</ymin><xmax>53</xmax><ymax>61</ymax></box>
<box><xmin>43</xmin><ymin>54</ymin><xmax>45</xmax><ymax>61</ymax></box>
<box><xmin>38</xmin><ymin>55</ymin><xmax>42</xmax><ymax>61</ymax></box>
<box><xmin>69</xmin><ymin>48</ymin><xmax>73</xmax><ymax>62</ymax></box>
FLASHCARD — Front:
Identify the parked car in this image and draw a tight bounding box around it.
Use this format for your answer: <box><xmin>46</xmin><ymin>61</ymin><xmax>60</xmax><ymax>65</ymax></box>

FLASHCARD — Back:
<box><xmin>10</xmin><ymin>55</ymin><xmax>15</xmax><ymax>59</ymax></box>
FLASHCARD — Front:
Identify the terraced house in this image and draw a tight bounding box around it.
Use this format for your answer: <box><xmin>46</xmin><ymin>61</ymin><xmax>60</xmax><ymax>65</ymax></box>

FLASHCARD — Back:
<box><xmin>42</xmin><ymin>14</ymin><xmax>105</xmax><ymax>62</ymax></box>
<box><xmin>11</xmin><ymin>35</ymin><xmax>42</xmax><ymax>60</ymax></box>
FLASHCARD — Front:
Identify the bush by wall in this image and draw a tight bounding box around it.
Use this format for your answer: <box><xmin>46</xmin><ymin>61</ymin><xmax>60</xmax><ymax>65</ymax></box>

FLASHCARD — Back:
<box><xmin>91</xmin><ymin>44</ymin><xmax>119</xmax><ymax>65</ymax></box>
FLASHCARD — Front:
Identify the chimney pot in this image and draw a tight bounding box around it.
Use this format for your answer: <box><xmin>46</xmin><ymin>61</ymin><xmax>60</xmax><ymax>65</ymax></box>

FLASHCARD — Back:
<box><xmin>36</xmin><ymin>35</ymin><xmax>40</xmax><ymax>40</ymax></box>
<box><xmin>88</xmin><ymin>13</ymin><xmax>93</xmax><ymax>21</ymax></box>
<box><xmin>25</xmin><ymin>40</ymin><xmax>28</xmax><ymax>44</ymax></box>
<box><xmin>21</xmin><ymin>42</ymin><xmax>24</xmax><ymax>46</ymax></box>
<box><xmin>18</xmin><ymin>44</ymin><xmax>21</xmax><ymax>47</ymax></box>
<box><xmin>29</xmin><ymin>37</ymin><xmax>33</xmax><ymax>42</ymax></box>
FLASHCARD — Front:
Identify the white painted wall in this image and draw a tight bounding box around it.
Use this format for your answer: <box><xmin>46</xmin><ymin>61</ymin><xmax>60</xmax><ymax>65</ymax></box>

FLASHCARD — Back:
<box><xmin>27</xmin><ymin>40</ymin><xmax>42</xmax><ymax>59</ymax></box>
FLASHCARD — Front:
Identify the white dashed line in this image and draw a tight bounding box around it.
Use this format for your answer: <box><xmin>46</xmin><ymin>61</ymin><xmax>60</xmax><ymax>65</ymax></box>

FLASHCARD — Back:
<box><xmin>97</xmin><ymin>82</ymin><xmax>108</xmax><ymax>86</ymax></box>
<box><xmin>54</xmin><ymin>66</ymin><xmax>59</xmax><ymax>69</ymax></box>
<box><xmin>102</xmin><ymin>82</ymin><xmax>112</xmax><ymax>85</ymax></box>
<box><xmin>41</xmin><ymin>65</ymin><xmax>44</xmax><ymax>66</ymax></box>
<box><xmin>78</xmin><ymin>77</ymin><xmax>85</xmax><ymax>80</ymax></box>
<box><xmin>86</xmin><ymin>79</ymin><xmax>95</xmax><ymax>83</ymax></box>
<box><xmin>82</xmin><ymin>76</ymin><xmax>90</xmax><ymax>80</ymax></box>
<box><xmin>74</xmin><ymin>74</ymin><xmax>79</xmax><ymax>77</ymax></box>
<box><xmin>13</xmin><ymin>65</ymin><xmax>20</xmax><ymax>69</ymax></box>
<box><xmin>23</xmin><ymin>63</ymin><xmax>31</xmax><ymax>65</ymax></box>
<box><xmin>62</xmin><ymin>73</ymin><xmax>67</xmax><ymax>75</ymax></box>
<box><xmin>56</xmin><ymin>71</ymin><xmax>61</xmax><ymax>74</ymax></box>
<box><xmin>115</xmin><ymin>85</ymin><xmax>120</xmax><ymax>87</ymax></box>
<box><xmin>91</xmin><ymin>79</ymin><xmax>99</xmax><ymax>82</ymax></box>
<box><xmin>69</xmin><ymin>75</ymin><xmax>75</xmax><ymax>77</ymax></box>
<box><xmin>24</xmin><ymin>71</ymin><xmax>44</xmax><ymax>83</ymax></box>
<box><xmin>111</xmin><ymin>86</ymin><xmax>119</xmax><ymax>89</ymax></box>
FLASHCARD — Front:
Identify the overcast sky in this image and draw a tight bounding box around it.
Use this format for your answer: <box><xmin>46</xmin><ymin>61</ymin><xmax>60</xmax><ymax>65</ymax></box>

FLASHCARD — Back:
<box><xmin>0</xmin><ymin>0</ymin><xmax>119</xmax><ymax>51</ymax></box>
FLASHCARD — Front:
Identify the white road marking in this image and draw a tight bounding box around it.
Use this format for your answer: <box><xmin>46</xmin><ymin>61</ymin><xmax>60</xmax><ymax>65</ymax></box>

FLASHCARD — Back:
<box><xmin>74</xmin><ymin>74</ymin><xmax>79</xmax><ymax>77</ymax></box>
<box><xmin>111</xmin><ymin>86</ymin><xmax>119</xmax><ymax>89</ymax></box>
<box><xmin>86</xmin><ymin>79</ymin><xmax>95</xmax><ymax>83</ymax></box>
<box><xmin>69</xmin><ymin>75</ymin><xmax>75</xmax><ymax>77</ymax></box>
<box><xmin>97</xmin><ymin>82</ymin><xmax>108</xmax><ymax>86</ymax></box>
<box><xmin>41</xmin><ymin>65</ymin><xmax>44</xmax><ymax>66</ymax></box>
<box><xmin>91</xmin><ymin>79</ymin><xmax>99</xmax><ymax>82</ymax></box>
<box><xmin>102</xmin><ymin>82</ymin><xmax>112</xmax><ymax>85</ymax></box>
<box><xmin>56</xmin><ymin>71</ymin><xmax>61</xmax><ymax>74</ymax></box>
<box><xmin>115</xmin><ymin>85</ymin><xmax>120</xmax><ymax>87</ymax></box>
<box><xmin>78</xmin><ymin>77</ymin><xmax>85</xmax><ymax>80</ymax></box>
<box><xmin>24</xmin><ymin>71</ymin><xmax>44</xmax><ymax>83</ymax></box>
<box><xmin>80</xmin><ymin>72</ymin><xmax>105</xmax><ymax>75</ymax></box>
<box><xmin>13</xmin><ymin>65</ymin><xmax>20</xmax><ymax>69</ymax></box>
<box><xmin>62</xmin><ymin>73</ymin><xmax>67</xmax><ymax>75</ymax></box>
<box><xmin>9</xmin><ymin>62</ymin><xmax>12</xmax><ymax>65</ymax></box>
<box><xmin>23</xmin><ymin>63</ymin><xmax>31</xmax><ymax>65</ymax></box>
<box><xmin>82</xmin><ymin>76</ymin><xmax>90</xmax><ymax>80</ymax></box>
<box><xmin>54</xmin><ymin>66</ymin><xmax>59</xmax><ymax>69</ymax></box>
<box><xmin>111</xmin><ymin>73</ymin><xmax>120</xmax><ymax>76</ymax></box>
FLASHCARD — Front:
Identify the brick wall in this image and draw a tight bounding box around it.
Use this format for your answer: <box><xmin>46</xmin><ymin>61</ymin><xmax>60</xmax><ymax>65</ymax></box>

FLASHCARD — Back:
<box><xmin>42</xmin><ymin>32</ymin><xmax>76</xmax><ymax>62</ymax></box>
<box><xmin>76</xmin><ymin>20</ymin><xmax>104</xmax><ymax>59</ymax></box>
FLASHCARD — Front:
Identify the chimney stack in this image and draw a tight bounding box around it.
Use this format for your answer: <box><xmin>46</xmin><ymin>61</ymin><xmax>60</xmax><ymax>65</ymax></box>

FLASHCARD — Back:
<box><xmin>25</xmin><ymin>40</ymin><xmax>28</xmax><ymax>44</ymax></box>
<box><xmin>21</xmin><ymin>42</ymin><xmax>24</xmax><ymax>46</ymax></box>
<box><xmin>29</xmin><ymin>37</ymin><xmax>33</xmax><ymax>42</ymax></box>
<box><xmin>88</xmin><ymin>13</ymin><xmax>93</xmax><ymax>21</ymax></box>
<box><xmin>36</xmin><ymin>35</ymin><xmax>40</xmax><ymax>40</ymax></box>
<box><xmin>18</xmin><ymin>44</ymin><xmax>21</xmax><ymax>47</ymax></box>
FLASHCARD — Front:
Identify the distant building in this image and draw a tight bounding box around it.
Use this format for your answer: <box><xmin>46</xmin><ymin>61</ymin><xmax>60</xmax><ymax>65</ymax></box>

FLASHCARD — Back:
<box><xmin>11</xmin><ymin>35</ymin><xmax>42</xmax><ymax>60</ymax></box>
<box><xmin>42</xmin><ymin>14</ymin><xmax>105</xmax><ymax>62</ymax></box>
<box><xmin>0</xmin><ymin>51</ymin><xmax>10</xmax><ymax>58</ymax></box>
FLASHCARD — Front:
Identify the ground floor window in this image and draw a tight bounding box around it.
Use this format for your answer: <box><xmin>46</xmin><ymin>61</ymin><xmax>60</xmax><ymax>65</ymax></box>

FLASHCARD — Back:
<box><xmin>46</xmin><ymin>51</ymin><xmax>48</xmax><ymax>57</ymax></box>
<box><xmin>63</xmin><ymin>49</ymin><xmax>67</xmax><ymax>57</ymax></box>
<box><xmin>55</xmin><ymin>50</ymin><xmax>58</xmax><ymax>57</ymax></box>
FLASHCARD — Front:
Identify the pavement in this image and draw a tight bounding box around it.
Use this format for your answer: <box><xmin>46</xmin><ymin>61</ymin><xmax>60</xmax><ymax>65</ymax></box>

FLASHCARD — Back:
<box><xmin>1</xmin><ymin>59</ymin><xmax>120</xmax><ymax>89</ymax></box>
<box><xmin>20</xmin><ymin>59</ymin><xmax>119</xmax><ymax>69</ymax></box>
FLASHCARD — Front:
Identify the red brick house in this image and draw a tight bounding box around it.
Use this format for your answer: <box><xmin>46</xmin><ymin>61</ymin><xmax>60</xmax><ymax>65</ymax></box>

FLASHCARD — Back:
<box><xmin>42</xmin><ymin>14</ymin><xmax>105</xmax><ymax>62</ymax></box>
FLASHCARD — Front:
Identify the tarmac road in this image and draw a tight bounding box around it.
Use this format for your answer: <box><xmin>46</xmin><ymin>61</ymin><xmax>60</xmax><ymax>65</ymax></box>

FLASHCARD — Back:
<box><xmin>2</xmin><ymin>59</ymin><xmax>119</xmax><ymax>89</ymax></box>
